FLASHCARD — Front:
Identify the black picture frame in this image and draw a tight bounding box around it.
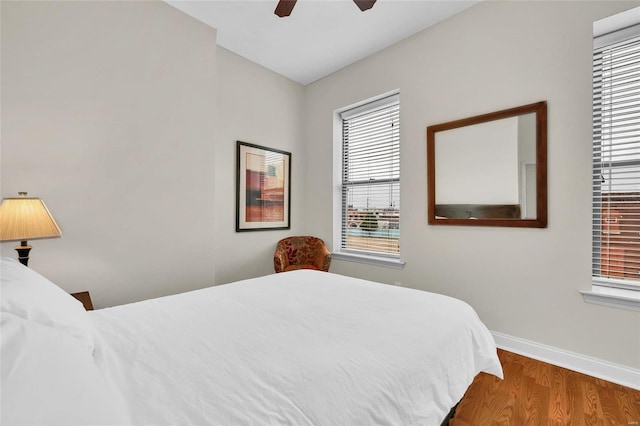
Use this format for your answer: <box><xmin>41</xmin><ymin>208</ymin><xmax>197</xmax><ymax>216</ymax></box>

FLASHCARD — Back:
<box><xmin>236</xmin><ymin>141</ymin><xmax>291</xmax><ymax>232</ymax></box>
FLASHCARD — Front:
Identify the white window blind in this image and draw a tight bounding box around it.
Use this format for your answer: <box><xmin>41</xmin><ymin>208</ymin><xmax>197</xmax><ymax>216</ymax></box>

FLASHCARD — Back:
<box><xmin>340</xmin><ymin>95</ymin><xmax>400</xmax><ymax>257</ymax></box>
<box><xmin>593</xmin><ymin>30</ymin><xmax>640</xmax><ymax>288</ymax></box>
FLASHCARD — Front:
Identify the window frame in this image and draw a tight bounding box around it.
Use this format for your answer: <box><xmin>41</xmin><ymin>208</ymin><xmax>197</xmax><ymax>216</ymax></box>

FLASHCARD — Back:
<box><xmin>581</xmin><ymin>8</ymin><xmax>640</xmax><ymax>311</ymax></box>
<box><xmin>332</xmin><ymin>91</ymin><xmax>405</xmax><ymax>269</ymax></box>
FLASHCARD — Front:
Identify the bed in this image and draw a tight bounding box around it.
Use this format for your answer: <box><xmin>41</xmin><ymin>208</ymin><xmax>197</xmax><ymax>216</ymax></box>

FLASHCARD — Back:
<box><xmin>0</xmin><ymin>256</ymin><xmax>503</xmax><ymax>425</ymax></box>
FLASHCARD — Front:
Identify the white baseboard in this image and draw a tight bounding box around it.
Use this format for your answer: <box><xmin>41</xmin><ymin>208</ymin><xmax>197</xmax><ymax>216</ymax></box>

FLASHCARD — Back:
<box><xmin>491</xmin><ymin>331</ymin><xmax>640</xmax><ymax>390</ymax></box>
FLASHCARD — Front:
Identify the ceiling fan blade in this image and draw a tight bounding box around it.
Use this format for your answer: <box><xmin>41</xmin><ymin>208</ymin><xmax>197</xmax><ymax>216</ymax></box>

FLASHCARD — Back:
<box><xmin>353</xmin><ymin>0</ymin><xmax>376</xmax><ymax>12</ymax></box>
<box><xmin>275</xmin><ymin>0</ymin><xmax>297</xmax><ymax>17</ymax></box>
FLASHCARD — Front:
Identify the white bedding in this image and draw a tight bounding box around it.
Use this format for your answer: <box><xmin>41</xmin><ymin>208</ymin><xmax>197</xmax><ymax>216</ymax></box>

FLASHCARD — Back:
<box><xmin>90</xmin><ymin>270</ymin><xmax>502</xmax><ymax>425</ymax></box>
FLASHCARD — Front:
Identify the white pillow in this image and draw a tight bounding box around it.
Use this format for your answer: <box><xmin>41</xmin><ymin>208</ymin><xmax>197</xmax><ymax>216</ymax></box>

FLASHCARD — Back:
<box><xmin>1</xmin><ymin>312</ymin><xmax>131</xmax><ymax>426</ymax></box>
<box><xmin>0</xmin><ymin>257</ymin><xmax>94</xmax><ymax>351</ymax></box>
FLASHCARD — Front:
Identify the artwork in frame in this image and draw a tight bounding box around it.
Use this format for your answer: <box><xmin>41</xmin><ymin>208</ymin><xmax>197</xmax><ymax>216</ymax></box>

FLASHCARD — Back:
<box><xmin>236</xmin><ymin>141</ymin><xmax>291</xmax><ymax>231</ymax></box>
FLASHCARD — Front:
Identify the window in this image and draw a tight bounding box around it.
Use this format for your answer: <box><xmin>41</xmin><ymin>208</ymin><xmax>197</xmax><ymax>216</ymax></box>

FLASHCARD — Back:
<box><xmin>585</xmin><ymin>8</ymin><xmax>640</xmax><ymax>310</ymax></box>
<box><xmin>333</xmin><ymin>93</ymin><xmax>403</xmax><ymax>267</ymax></box>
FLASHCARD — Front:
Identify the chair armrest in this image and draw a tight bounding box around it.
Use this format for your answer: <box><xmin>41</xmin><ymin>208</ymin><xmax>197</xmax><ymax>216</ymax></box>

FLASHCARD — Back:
<box><xmin>314</xmin><ymin>245</ymin><xmax>332</xmax><ymax>272</ymax></box>
<box><xmin>274</xmin><ymin>246</ymin><xmax>289</xmax><ymax>273</ymax></box>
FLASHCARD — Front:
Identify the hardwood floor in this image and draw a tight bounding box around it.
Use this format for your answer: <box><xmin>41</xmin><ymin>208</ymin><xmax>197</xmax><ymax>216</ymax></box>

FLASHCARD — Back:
<box><xmin>450</xmin><ymin>349</ymin><xmax>640</xmax><ymax>426</ymax></box>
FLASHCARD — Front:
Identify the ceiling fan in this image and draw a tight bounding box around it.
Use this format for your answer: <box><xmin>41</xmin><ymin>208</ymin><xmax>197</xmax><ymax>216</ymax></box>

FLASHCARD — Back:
<box><xmin>275</xmin><ymin>0</ymin><xmax>377</xmax><ymax>18</ymax></box>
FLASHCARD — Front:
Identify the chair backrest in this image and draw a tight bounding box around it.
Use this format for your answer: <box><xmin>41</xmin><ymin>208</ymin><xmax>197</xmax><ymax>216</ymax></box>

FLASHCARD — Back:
<box><xmin>277</xmin><ymin>236</ymin><xmax>326</xmax><ymax>266</ymax></box>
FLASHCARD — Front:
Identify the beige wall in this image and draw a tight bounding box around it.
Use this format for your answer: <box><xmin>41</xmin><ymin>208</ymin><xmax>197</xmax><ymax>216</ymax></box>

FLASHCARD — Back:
<box><xmin>0</xmin><ymin>1</ymin><xmax>307</xmax><ymax>306</ymax></box>
<box><xmin>214</xmin><ymin>47</ymin><xmax>305</xmax><ymax>285</ymax></box>
<box><xmin>303</xmin><ymin>1</ymin><xmax>640</xmax><ymax>368</ymax></box>
<box><xmin>1</xmin><ymin>1</ymin><xmax>218</xmax><ymax>307</ymax></box>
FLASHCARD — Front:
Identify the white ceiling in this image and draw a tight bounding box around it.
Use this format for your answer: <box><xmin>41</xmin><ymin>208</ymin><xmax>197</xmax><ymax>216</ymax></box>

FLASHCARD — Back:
<box><xmin>166</xmin><ymin>0</ymin><xmax>479</xmax><ymax>85</ymax></box>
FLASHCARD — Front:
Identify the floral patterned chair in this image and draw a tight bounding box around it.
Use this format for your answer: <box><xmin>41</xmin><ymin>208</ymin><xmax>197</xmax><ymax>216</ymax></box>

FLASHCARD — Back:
<box><xmin>274</xmin><ymin>236</ymin><xmax>331</xmax><ymax>273</ymax></box>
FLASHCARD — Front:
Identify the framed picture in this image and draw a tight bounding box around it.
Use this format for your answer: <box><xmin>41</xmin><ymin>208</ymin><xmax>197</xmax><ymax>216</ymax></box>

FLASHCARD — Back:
<box><xmin>236</xmin><ymin>141</ymin><xmax>291</xmax><ymax>231</ymax></box>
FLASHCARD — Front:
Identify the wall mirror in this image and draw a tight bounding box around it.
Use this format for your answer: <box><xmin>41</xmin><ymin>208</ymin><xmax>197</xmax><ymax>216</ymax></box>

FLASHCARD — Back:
<box><xmin>427</xmin><ymin>101</ymin><xmax>547</xmax><ymax>227</ymax></box>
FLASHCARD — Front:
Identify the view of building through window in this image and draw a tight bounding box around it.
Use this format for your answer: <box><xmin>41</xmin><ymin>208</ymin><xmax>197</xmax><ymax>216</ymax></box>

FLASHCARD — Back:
<box><xmin>593</xmin><ymin>35</ymin><xmax>640</xmax><ymax>284</ymax></box>
<box><xmin>345</xmin><ymin>204</ymin><xmax>399</xmax><ymax>254</ymax></box>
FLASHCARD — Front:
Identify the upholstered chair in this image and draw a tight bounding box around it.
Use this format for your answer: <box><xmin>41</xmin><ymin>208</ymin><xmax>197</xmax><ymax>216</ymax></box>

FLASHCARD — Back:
<box><xmin>274</xmin><ymin>236</ymin><xmax>331</xmax><ymax>273</ymax></box>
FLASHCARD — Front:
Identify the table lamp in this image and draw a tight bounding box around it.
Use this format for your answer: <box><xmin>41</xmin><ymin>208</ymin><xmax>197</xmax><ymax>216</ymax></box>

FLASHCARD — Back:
<box><xmin>0</xmin><ymin>192</ymin><xmax>62</xmax><ymax>266</ymax></box>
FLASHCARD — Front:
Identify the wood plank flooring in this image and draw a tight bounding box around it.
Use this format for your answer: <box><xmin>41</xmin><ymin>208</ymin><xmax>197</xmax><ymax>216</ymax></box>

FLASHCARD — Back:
<box><xmin>450</xmin><ymin>349</ymin><xmax>640</xmax><ymax>426</ymax></box>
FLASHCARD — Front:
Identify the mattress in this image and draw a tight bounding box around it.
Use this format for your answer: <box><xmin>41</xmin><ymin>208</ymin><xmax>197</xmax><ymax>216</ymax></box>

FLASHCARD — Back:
<box><xmin>89</xmin><ymin>270</ymin><xmax>503</xmax><ymax>425</ymax></box>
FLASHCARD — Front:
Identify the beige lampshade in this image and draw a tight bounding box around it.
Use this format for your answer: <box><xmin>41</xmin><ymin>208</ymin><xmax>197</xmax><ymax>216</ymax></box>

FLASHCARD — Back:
<box><xmin>0</xmin><ymin>194</ymin><xmax>62</xmax><ymax>242</ymax></box>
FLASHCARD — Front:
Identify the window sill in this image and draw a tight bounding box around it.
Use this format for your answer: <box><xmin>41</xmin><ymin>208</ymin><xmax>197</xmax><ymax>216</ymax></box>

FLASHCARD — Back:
<box><xmin>580</xmin><ymin>284</ymin><xmax>640</xmax><ymax>312</ymax></box>
<box><xmin>331</xmin><ymin>251</ymin><xmax>406</xmax><ymax>269</ymax></box>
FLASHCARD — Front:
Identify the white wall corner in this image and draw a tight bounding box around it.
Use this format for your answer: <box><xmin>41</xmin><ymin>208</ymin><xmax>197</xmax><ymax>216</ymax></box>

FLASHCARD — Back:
<box><xmin>491</xmin><ymin>331</ymin><xmax>640</xmax><ymax>391</ymax></box>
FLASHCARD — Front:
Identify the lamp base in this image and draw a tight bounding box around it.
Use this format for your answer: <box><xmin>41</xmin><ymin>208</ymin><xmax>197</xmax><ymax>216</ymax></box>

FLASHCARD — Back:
<box><xmin>15</xmin><ymin>241</ymin><xmax>32</xmax><ymax>267</ymax></box>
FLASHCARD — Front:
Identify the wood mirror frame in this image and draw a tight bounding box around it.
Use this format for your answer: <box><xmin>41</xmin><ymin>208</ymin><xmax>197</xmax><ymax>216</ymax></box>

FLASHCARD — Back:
<box><xmin>427</xmin><ymin>101</ymin><xmax>547</xmax><ymax>228</ymax></box>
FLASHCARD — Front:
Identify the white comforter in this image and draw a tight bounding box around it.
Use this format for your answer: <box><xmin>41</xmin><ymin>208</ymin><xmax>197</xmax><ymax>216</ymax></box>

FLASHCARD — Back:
<box><xmin>90</xmin><ymin>270</ymin><xmax>502</xmax><ymax>425</ymax></box>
